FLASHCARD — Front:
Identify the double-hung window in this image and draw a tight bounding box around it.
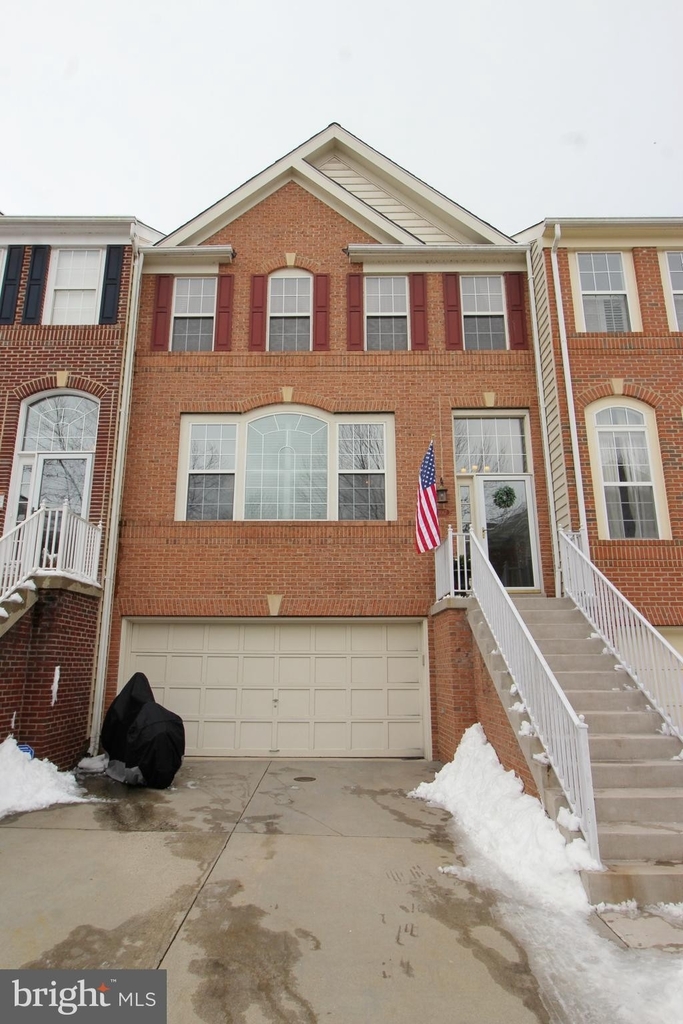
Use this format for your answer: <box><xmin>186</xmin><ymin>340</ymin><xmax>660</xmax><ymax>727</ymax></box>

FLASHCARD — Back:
<box><xmin>172</xmin><ymin>278</ymin><xmax>216</xmax><ymax>351</ymax></box>
<box><xmin>177</xmin><ymin>409</ymin><xmax>394</xmax><ymax>521</ymax></box>
<box><xmin>365</xmin><ymin>277</ymin><xmax>408</xmax><ymax>350</ymax></box>
<box><xmin>577</xmin><ymin>253</ymin><xmax>631</xmax><ymax>332</ymax></box>
<box><xmin>268</xmin><ymin>271</ymin><xmax>312</xmax><ymax>351</ymax></box>
<box><xmin>593</xmin><ymin>407</ymin><xmax>658</xmax><ymax>538</ymax></box>
<box><xmin>666</xmin><ymin>252</ymin><xmax>683</xmax><ymax>330</ymax></box>
<box><xmin>461</xmin><ymin>276</ymin><xmax>507</xmax><ymax>349</ymax></box>
<box><xmin>47</xmin><ymin>249</ymin><xmax>103</xmax><ymax>325</ymax></box>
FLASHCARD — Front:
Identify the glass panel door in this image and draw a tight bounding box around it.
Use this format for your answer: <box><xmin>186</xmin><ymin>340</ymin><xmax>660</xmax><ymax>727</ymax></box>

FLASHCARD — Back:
<box><xmin>34</xmin><ymin>455</ymin><xmax>91</xmax><ymax>516</ymax></box>
<box><xmin>476</xmin><ymin>477</ymin><xmax>537</xmax><ymax>589</ymax></box>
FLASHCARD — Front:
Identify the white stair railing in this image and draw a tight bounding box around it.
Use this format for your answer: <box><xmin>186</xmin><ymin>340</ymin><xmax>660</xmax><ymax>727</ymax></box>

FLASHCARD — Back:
<box><xmin>434</xmin><ymin>526</ymin><xmax>471</xmax><ymax>599</ymax></box>
<box><xmin>560</xmin><ymin>530</ymin><xmax>683</xmax><ymax>742</ymax></box>
<box><xmin>469</xmin><ymin>532</ymin><xmax>600</xmax><ymax>863</ymax></box>
<box><xmin>0</xmin><ymin>503</ymin><xmax>102</xmax><ymax>604</ymax></box>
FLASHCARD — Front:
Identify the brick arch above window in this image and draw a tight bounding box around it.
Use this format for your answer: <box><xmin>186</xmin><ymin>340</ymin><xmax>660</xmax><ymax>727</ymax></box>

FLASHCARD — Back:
<box><xmin>576</xmin><ymin>382</ymin><xmax>665</xmax><ymax>411</ymax></box>
<box><xmin>13</xmin><ymin>375</ymin><xmax>110</xmax><ymax>401</ymax></box>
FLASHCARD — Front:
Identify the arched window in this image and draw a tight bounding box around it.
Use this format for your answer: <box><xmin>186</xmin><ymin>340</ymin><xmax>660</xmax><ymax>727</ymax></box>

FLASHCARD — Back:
<box><xmin>9</xmin><ymin>393</ymin><xmax>99</xmax><ymax>525</ymax></box>
<box><xmin>245</xmin><ymin>413</ymin><xmax>327</xmax><ymax>519</ymax></box>
<box><xmin>585</xmin><ymin>399</ymin><xmax>669</xmax><ymax>540</ymax></box>
<box><xmin>267</xmin><ymin>269</ymin><xmax>313</xmax><ymax>351</ymax></box>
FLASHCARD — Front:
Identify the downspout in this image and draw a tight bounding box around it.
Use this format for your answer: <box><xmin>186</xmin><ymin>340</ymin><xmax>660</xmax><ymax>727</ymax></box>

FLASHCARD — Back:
<box><xmin>88</xmin><ymin>235</ymin><xmax>145</xmax><ymax>752</ymax></box>
<box><xmin>525</xmin><ymin>247</ymin><xmax>562</xmax><ymax>596</ymax></box>
<box><xmin>550</xmin><ymin>223</ymin><xmax>590</xmax><ymax>559</ymax></box>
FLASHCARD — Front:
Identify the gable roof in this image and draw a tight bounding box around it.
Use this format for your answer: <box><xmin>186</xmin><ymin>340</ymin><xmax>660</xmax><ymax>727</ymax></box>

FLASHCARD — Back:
<box><xmin>158</xmin><ymin>124</ymin><xmax>513</xmax><ymax>248</ymax></box>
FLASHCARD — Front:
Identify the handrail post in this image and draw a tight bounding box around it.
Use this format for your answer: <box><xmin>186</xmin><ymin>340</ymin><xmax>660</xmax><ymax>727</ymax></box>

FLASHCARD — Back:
<box><xmin>447</xmin><ymin>525</ymin><xmax>454</xmax><ymax>597</ymax></box>
<box><xmin>55</xmin><ymin>501</ymin><xmax>69</xmax><ymax>573</ymax></box>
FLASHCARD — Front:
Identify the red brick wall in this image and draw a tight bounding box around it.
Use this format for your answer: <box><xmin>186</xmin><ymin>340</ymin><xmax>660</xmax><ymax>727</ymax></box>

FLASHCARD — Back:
<box><xmin>429</xmin><ymin>606</ymin><xmax>476</xmax><ymax>761</ymax></box>
<box><xmin>0</xmin><ymin>587</ymin><xmax>100</xmax><ymax>769</ymax></box>
<box><xmin>547</xmin><ymin>246</ymin><xmax>683</xmax><ymax>624</ymax></box>
<box><xmin>107</xmin><ymin>183</ymin><xmax>553</xmax><ymax>706</ymax></box>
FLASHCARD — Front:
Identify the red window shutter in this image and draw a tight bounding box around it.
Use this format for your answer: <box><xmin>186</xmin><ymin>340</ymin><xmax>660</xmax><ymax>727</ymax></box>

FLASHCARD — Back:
<box><xmin>409</xmin><ymin>273</ymin><xmax>428</xmax><ymax>350</ymax></box>
<box><xmin>443</xmin><ymin>273</ymin><xmax>463</xmax><ymax>350</ymax></box>
<box><xmin>505</xmin><ymin>272</ymin><xmax>528</xmax><ymax>349</ymax></box>
<box><xmin>249</xmin><ymin>274</ymin><xmax>267</xmax><ymax>351</ymax></box>
<box><xmin>313</xmin><ymin>274</ymin><xmax>330</xmax><ymax>350</ymax></box>
<box><xmin>151</xmin><ymin>275</ymin><xmax>173</xmax><ymax>350</ymax></box>
<box><xmin>347</xmin><ymin>274</ymin><xmax>364</xmax><ymax>351</ymax></box>
<box><xmin>214</xmin><ymin>275</ymin><xmax>234</xmax><ymax>351</ymax></box>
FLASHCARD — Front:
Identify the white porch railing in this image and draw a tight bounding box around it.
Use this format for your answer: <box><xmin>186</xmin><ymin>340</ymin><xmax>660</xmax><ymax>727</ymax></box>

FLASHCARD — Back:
<box><xmin>469</xmin><ymin>531</ymin><xmax>601</xmax><ymax>863</ymax></box>
<box><xmin>0</xmin><ymin>503</ymin><xmax>102</xmax><ymax>604</ymax></box>
<box><xmin>560</xmin><ymin>530</ymin><xmax>683</xmax><ymax>743</ymax></box>
<box><xmin>434</xmin><ymin>526</ymin><xmax>471</xmax><ymax>599</ymax></box>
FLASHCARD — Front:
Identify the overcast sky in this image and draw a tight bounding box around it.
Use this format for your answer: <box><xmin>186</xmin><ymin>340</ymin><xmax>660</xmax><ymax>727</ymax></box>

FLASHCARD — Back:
<box><xmin>2</xmin><ymin>0</ymin><xmax>681</xmax><ymax>237</ymax></box>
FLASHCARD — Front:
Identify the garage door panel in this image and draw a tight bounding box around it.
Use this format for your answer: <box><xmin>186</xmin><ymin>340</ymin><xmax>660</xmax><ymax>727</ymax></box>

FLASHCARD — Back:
<box><xmin>387</xmin><ymin>688</ymin><xmax>420</xmax><ymax>716</ymax></box>
<box><xmin>278</xmin><ymin>658</ymin><xmax>311</xmax><ymax>687</ymax></box>
<box><xmin>206</xmin><ymin>656</ymin><xmax>239</xmax><ymax>686</ymax></box>
<box><xmin>168</xmin><ymin>655</ymin><xmax>203</xmax><ymax>684</ymax></box>
<box><xmin>240</xmin><ymin>689</ymin><xmax>275</xmax><ymax>716</ymax></box>
<box><xmin>314</xmin><ymin>689</ymin><xmax>347</xmax><ymax>716</ymax></box>
<box><xmin>351</xmin><ymin>658</ymin><xmax>386</xmax><ymax>685</ymax></box>
<box><xmin>123</xmin><ymin>620</ymin><xmax>425</xmax><ymax>757</ymax></box>
<box><xmin>204</xmin><ymin>688</ymin><xmax>237</xmax><ymax>716</ymax></box>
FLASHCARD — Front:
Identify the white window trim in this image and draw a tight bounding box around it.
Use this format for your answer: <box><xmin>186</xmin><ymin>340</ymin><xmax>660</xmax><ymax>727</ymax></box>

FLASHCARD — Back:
<box><xmin>659</xmin><ymin>251</ymin><xmax>683</xmax><ymax>332</ymax></box>
<box><xmin>175</xmin><ymin>406</ymin><xmax>397</xmax><ymax>521</ymax></box>
<box><xmin>6</xmin><ymin>389</ymin><xmax>100</xmax><ymax>531</ymax></box>
<box><xmin>41</xmin><ymin>248</ymin><xmax>105</xmax><ymax>326</ymax></box>
<box><xmin>267</xmin><ymin>268</ymin><xmax>313</xmax><ymax>352</ymax></box>
<box><xmin>460</xmin><ymin>275</ymin><xmax>509</xmax><ymax>350</ymax></box>
<box><xmin>584</xmin><ymin>396</ymin><xmax>671</xmax><ymax>541</ymax></box>
<box><xmin>364</xmin><ymin>276</ymin><xmax>411</xmax><ymax>351</ymax></box>
<box><xmin>452</xmin><ymin>409</ymin><xmax>534</xmax><ymax>478</ymax></box>
<box><xmin>569</xmin><ymin>251</ymin><xmax>641</xmax><ymax>333</ymax></box>
<box><xmin>0</xmin><ymin>248</ymin><xmax>6</xmax><ymax>291</ymax></box>
<box><xmin>170</xmin><ymin>276</ymin><xmax>217</xmax><ymax>351</ymax></box>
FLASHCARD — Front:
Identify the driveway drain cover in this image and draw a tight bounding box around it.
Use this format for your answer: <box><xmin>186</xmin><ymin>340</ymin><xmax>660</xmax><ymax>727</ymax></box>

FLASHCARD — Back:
<box><xmin>293</xmin><ymin>776</ymin><xmax>316</xmax><ymax>782</ymax></box>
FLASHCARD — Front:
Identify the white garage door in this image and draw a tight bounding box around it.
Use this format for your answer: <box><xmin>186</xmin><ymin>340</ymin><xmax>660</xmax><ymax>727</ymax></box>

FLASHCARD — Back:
<box><xmin>122</xmin><ymin>619</ymin><xmax>427</xmax><ymax>757</ymax></box>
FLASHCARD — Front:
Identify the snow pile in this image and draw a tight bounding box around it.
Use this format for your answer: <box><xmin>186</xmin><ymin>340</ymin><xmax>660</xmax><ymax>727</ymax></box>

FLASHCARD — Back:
<box><xmin>411</xmin><ymin>724</ymin><xmax>683</xmax><ymax>1024</ymax></box>
<box><xmin>0</xmin><ymin>736</ymin><xmax>89</xmax><ymax>819</ymax></box>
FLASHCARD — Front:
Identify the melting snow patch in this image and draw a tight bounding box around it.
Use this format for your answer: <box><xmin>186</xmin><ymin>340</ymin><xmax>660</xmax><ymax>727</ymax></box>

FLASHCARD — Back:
<box><xmin>410</xmin><ymin>724</ymin><xmax>683</xmax><ymax>1024</ymax></box>
<box><xmin>647</xmin><ymin>903</ymin><xmax>683</xmax><ymax>924</ymax></box>
<box><xmin>557</xmin><ymin>806</ymin><xmax>581</xmax><ymax>832</ymax></box>
<box><xmin>51</xmin><ymin>665</ymin><xmax>60</xmax><ymax>707</ymax></box>
<box><xmin>595</xmin><ymin>900</ymin><xmax>639</xmax><ymax>917</ymax></box>
<box><xmin>0</xmin><ymin>737</ymin><xmax>90</xmax><ymax>819</ymax></box>
<box><xmin>518</xmin><ymin>720</ymin><xmax>535</xmax><ymax>738</ymax></box>
<box><xmin>77</xmin><ymin>753</ymin><xmax>109</xmax><ymax>774</ymax></box>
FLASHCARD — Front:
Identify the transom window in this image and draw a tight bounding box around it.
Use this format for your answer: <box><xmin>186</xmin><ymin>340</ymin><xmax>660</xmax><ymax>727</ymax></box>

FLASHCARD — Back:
<box><xmin>577</xmin><ymin>253</ymin><xmax>631</xmax><ymax>332</ymax></box>
<box><xmin>454</xmin><ymin>417</ymin><xmax>527</xmax><ymax>474</ymax></box>
<box><xmin>177</xmin><ymin>409</ymin><xmax>395</xmax><ymax>521</ymax></box>
<box><xmin>594</xmin><ymin>406</ymin><xmax>658</xmax><ymax>538</ymax></box>
<box><xmin>461</xmin><ymin>276</ymin><xmax>507</xmax><ymax>350</ymax></box>
<box><xmin>365</xmin><ymin>277</ymin><xmax>408</xmax><ymax>350</ymax></box>
<box><xmin>49</xmin><ymin>250</ymin><xmax>103</xmax><ymax>325</ymax></box>
<box><xmin>172</xmin><ymin>278</ymin><xmax>216</xmax><ymax>351</ymax></box>
<box><xmin>268</xmin><ymin>271</ymin><xmax>312</xmax><ymax>351</ymax></box>
<box><xmin>666</xmin><ymin>252</ymin><xmax>683</xmax><ymax>330</ymax></box>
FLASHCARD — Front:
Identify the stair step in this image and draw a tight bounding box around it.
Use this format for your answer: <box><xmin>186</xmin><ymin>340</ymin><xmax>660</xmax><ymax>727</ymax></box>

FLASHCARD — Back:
<box><xmin>537</xmin><ymin>637</ymin><xmax>609</xmax><ymax>656</ymax></box>
<box><xmin>581</xmin><ymin>710</ymin><xmax>665</xmax><ymax>734</ymax></box>
<box><xmin>581</xmin><ymin>863</ymin><xmax>683</xmax><ymax>904</ymax></box>
<box><xmin>554</xmin><ymin>670</ymin><xmax>628</xmax><ymax>690</ymax></box>
<box><xmin>589</xmin><ymin>733</ymin><xmax>682</xmax><ymax>760</ymax></box>
<box><xmin>592</xmin><ymin>760</ymin><xmax>683</xmax><ymax>788</ymax></box>
<box><xmin>594</xmin><ymin>789</ymin><xmax>683</xmax><ymax>824</ymax></box>
<box><xmin>512</xmin><ymin>597</ymin><xmax>575</xmax><ymax>610</ymax></box>
<box><xmin>597</xmin><ymin>822</ymin><xmax>683</xmax><ymax>862</ymax></box>
<box><xmin>514</xmin><ymin>608</ymin><xmax>587</xmax><ymax>625</ymax></box>
<box><xmin>525</xmin><ymin>622</ymin><xmax>600</xmax><ymax>640</ymax></box>
<box><xmin>565</xmin><ymin>689</ymin><xmax>650</xmax><ymax>712</ymax></box>
<box><xmin>546</xmin><ymin>654</ymin><xmax>624</xmax><ymax>673</ymax></box>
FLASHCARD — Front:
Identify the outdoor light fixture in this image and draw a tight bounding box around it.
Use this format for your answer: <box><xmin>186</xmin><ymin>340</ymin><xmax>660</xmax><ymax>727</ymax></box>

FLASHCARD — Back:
<box><xmin>437</xmin><ymin>478</ymin><xmax>448</xmax><ymax>503</ymax></box>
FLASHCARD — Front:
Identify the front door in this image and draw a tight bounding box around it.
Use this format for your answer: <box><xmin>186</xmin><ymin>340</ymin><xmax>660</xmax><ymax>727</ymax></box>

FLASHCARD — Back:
<box><xmin>458</xmin><ymin>476</ymin><xmax>539</xmax><ymax>589</ymax></box>
<box><xmin>29</xmin><ymin>454</ymin><xmax>91</xmax><ymax>517</ymax></box>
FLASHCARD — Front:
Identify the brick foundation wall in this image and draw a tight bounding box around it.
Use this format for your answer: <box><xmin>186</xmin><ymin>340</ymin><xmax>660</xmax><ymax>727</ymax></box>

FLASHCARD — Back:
<box><xmin>429</xmin><ymin>605</ymin><xmax>476</xmax><ymax>761</ymax></box>
<box><xmin>0</xmin><ymin>587</ymin><xmax>100</xmax><ymax>769</ymax></box>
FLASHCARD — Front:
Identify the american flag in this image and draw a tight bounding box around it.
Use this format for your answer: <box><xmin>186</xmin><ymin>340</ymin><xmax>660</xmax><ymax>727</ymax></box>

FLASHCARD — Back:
<box><xmin>415</xmin><ymin>441</ymin><xmax>441</xmax><ymax>553</ymax></box>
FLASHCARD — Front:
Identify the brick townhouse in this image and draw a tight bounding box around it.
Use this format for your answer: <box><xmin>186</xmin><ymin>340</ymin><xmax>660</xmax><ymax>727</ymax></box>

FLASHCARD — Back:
<box><xmin>517</xmin><ymin>218</ymin><xmax>683</xmax><ymax>648</ymax></box>
<box><xmin>106</xmin><ymin>124</ymin><xmax>555</xmax><ymax>766</ymax></box>
<box><xmin>0</xmin><ymin>216</ymin><xmax>161</xmax><ymax>766</ymax></box>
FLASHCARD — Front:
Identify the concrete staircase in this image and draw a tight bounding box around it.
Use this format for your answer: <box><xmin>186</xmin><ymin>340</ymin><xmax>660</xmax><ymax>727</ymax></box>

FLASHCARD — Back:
<box><xmin>513</xmin><ymin>596</ymin><xmax>683</xmax><ymax>904</ymax></box>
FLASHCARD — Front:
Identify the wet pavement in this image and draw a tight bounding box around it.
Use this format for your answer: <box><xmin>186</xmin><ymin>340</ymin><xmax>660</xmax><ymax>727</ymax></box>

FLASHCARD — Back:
<box><xmin>0</xmin><ymin>759</ymin><xmax>554</xmax><ymax>1023</ymax></box>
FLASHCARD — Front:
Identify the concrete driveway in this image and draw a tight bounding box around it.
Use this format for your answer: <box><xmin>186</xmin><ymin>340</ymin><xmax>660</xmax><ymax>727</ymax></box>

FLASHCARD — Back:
<box><xmin>0</xmin><ymin>758</ymin><xmax>552</xmax><ymax>1023</ymax></box>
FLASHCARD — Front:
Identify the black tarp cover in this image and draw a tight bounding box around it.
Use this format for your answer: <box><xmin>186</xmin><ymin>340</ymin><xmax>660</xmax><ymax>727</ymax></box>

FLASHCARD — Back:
<box><xmin>100</xmin><ymin>672</ymin><xmax>185</xmax><ymax>788</ymax></box>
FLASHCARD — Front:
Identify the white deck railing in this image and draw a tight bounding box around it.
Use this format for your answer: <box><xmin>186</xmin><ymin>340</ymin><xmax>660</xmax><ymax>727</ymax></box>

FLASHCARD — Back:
<box><xmin>0</xmin><ymin>503</ymin><xmax>102</xmax><ymax>604</ymax></box>
<box><xmin>434</xmin><ymin>526</ymin><xmax>471</xmax><ymax>599</ymax></box>
<box><xmin>560</xmin><ymin>530</ymin><xmax>683</xmax><ymax>742</ymax></box>
<box><xmin>469</xmin><ymin>532</ymin><xmax>600</xmax><ymax>863</ymax></box>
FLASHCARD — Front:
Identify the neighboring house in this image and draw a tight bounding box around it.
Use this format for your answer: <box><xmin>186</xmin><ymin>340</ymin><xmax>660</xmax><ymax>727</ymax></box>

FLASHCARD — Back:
<box><xmin>0</xmin><ymin>216</ymin><xmax>162</xmax><ymax>766</ymax></box>
<box><xmin>104</xmin><ymin>124</ymin><xmax>553</xmax><ymax>765</ymax></box>
<box><xmin>517</xmin><ymin>218</ymin><xmax>683</xmax><ymax>648</ymax></box>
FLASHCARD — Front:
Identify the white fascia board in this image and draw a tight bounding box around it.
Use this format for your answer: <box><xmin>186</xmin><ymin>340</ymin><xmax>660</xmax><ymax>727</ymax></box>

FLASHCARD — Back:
<box><xmin>303</xmin><ymin>125</ymin><xmax>514</xmax><ymax>246</ymax></box>
<box><xmin>529</xmin><ymin>217</ymin><xmax>683</xmax><ymax>248</ymax></box>
<box><xmin>347</xmin><ymin>244</ymin><xmax>528</xmax><ymax>269</ymax></box>
<box><xmin>0</xmin><ymin>217</ymin><xmax>163</xmax><ymax>247</ymax></box>
<box><xmin>140</xmin><ymin>245</ymin><xmax>234</xmax><ymax>271</ymax></box>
